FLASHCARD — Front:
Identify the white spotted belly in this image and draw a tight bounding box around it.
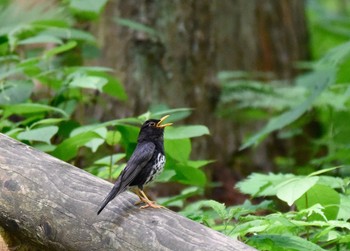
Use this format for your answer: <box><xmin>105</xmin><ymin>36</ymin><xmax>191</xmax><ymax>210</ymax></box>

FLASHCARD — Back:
<box><xmin>145</xmin><ymin>153</ymin><xmax>165</xmax><ymax>184</ymax></box>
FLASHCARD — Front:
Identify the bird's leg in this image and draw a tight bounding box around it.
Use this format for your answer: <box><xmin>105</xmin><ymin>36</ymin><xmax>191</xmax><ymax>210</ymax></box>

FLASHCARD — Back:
<box><xmin>134</xmin><ymin>189</ymin><xmax>147</xmax><ymax>205</ymax></box>
<box><xmin>138</xmin><ymin>190</ymin><xmax>164</xmax><ymax>209</ymax></box>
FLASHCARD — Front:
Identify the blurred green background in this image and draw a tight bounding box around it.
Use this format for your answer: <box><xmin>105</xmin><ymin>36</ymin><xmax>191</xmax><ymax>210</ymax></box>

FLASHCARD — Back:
<box><xmin>1</xmin><ymin>1</ymin><xmax>350</xmax><ymax>250</ymax></box>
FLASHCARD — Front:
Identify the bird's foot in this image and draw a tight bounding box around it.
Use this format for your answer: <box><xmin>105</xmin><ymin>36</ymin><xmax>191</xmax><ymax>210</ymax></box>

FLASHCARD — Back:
<box><xmin>135</xmin><ymin>198</ymin><xmax>163</xmax><ymax>209</ymax></box>
<box><xmin>140</xmin><ymin>201</ymin><xmax>164</xmax><ymax>209</ymax></box>
<box><xmin>134</xmin><ymin>189</ymin><xmax>164</xmax><ymax>209</ymax></box>
<box><xmin>134</xmin><ymin>195</ymin><xmax>152</xmax><ymax>205</ymax></box>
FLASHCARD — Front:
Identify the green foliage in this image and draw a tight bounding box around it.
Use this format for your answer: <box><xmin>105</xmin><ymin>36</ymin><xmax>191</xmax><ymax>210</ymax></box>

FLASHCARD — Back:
<box><xmin>236</xmin><ymin>168</ymin><xmax>347</xmax><ymax>220</ymax></box>
<box><xmin>115</xmin><ymin>18</ymin><xmax>160</xmax><ymax>41</ymax></box>
<box><xmin>2</xmin><ymin>2</ymin><xmax>350</xmax><ymax>251</ymax></box>
<box><xmin>212</xmin><ymin>39</ymin><xmax>350</xmax><ymax>251</ymax></box>
<box><xmin>248</xmin><ymin>234</ymin><xmax>326</xmax><ymax>251</ymax></box>
<box><xmin>181</xmin><ymin>169</ymin><xmax>350</xmax><ymax>251</ymax></box>
<box><xmin>235</xmin><ymin>169</ymin><xmax>350</xmax><ymax>250</ymax></box>
<box><xmin>198</xmin><ymin>2</ymin><xmax>350</xmax><ymax>251</ymax></box>
<box><xmin>0</xmin><ymin>0</ymin><xmax>210</xmax><ymax>200</ymax></box>
<box><xmin>17</xmin><ymin>126</ymin><xmax>59</xmax><ymax>144</ymax></box>
<box><xmin>239</xmin><ymin>68</ymin><xmax>336</xmax><ymax>150</ymax></box>
<box><xmin>217</xmin><ymin>4</ymin><xmax>350</xmax><ymax>178</ymax></box>
<box><xmin>307</xmin><ymin>0</ymin><xmax>350</xmax><ymax>60</ymax></box>
<box><xmin>67</xmin><ymin>0</ymin><xmax>109</xmax><ymax>20</ymax></box>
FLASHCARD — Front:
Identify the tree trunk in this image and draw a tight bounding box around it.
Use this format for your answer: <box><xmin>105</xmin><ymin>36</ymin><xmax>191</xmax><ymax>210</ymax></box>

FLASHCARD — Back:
<box><xmin>93</xmin><ymin>0</ymin><xmax>309</xmax><ymax>202</ymax></box>
<box><xmin>0</xmin><ymin>133</ymin><xmax>256</xmax><ymax>251</ymax></box>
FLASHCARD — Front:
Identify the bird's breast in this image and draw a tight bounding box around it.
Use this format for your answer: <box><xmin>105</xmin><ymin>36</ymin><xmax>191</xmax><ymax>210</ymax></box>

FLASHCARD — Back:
<box><xmin>145</xmin><ymin>153</ymin><xmax>165</xmax><ymax>184</ymax></box>
<box><xmin>154</xmin><ymin>152</ymin><xmax>166</xmax><ymax>173</ymax></box>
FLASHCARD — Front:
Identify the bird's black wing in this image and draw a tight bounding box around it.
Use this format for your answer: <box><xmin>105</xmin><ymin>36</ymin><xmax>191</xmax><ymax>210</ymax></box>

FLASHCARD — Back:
<box><xmin>97</xmin><ymin>142</ymin><xmax>155</xmax><ymax>214</ymax></box>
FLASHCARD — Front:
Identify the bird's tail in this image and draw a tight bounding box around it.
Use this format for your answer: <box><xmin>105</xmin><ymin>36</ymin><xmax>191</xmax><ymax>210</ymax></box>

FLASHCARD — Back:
<box><xmin>97</xmin><ymin>181</ymin><xmax>125</xmax><ymax>215</ymax></box>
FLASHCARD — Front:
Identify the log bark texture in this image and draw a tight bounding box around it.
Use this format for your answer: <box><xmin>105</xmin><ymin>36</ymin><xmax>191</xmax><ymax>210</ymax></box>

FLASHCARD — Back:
<box><xmin>0</xmin><ymin>133</ymin><xmax>255</xmax><ymax>251</ymax></box>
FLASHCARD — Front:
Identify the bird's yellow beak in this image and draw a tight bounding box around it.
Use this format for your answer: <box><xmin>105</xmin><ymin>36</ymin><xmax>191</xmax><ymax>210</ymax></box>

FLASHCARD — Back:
<box><xmin>156</xmin><ymin>115</ymin><xmax>173</xmax><ymax>128</ymax></box>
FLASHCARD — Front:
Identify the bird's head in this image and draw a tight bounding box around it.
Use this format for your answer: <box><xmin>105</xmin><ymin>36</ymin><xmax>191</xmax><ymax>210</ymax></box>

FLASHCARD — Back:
<box><xmin>138</xmin><ymin>115</ymin><xmax>172</xmax><ymax>142</ymax></box>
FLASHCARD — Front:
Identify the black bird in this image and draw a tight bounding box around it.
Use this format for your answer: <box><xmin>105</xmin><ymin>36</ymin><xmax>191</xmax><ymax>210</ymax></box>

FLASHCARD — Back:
<box><xmin>97</xmin><ymin>115</ymin><xmax>172</xmax><ymax>215</ymax></box>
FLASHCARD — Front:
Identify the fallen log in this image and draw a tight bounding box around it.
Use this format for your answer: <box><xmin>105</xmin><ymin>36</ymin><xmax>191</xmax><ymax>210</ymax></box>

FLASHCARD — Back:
<box><xmin>0</xmin><ymin>133</ymin><xmax>256</xmax><ymax>251</ymax></box>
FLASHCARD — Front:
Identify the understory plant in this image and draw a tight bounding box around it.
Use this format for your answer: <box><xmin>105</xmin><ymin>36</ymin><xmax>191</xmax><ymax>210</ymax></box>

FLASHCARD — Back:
<box><xmin>177</xmin><ymin>168</ymin><xmax>350</xmax><ymax>251</ymax></box>
<box><xmin>1</xmin><ymin>1</ymin><xmax>350</xmax><ymax>251</ymax></box>
<box><xmin>178</xmin><ymin>2</ymin><xmax>350</xmax><ymax>250</ymax></box>
<box><xmin>0</xmin><ymin>1</ymin><xmax>211</xmax><ymax>198</ymax></box>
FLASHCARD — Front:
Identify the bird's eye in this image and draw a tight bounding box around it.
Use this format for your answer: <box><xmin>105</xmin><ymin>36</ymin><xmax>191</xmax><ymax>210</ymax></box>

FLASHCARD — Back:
<box><xmin>149</xmin><ymin>122</ymin><xmax>156</xmax><ymax>127</ymax></box>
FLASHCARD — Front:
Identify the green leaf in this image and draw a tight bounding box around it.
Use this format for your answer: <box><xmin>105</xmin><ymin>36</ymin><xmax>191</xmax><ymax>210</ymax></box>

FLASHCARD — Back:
<box><xmin>308</xmin><ymin>166</ymin><xmax>342</xmax><ymax>176</ymax></box>
<box><xmin>155</xmin><ymin>169</ymin><xmax>176</xmax><ymax>182</ymax></box>
<box><xmin>173</xmin><ymin>163</ymin><xmax>206</xmax><ymax>187</ymax></box>
<box><xmin>94</xmin><ymin>154</ymin><xmax>126</xmax><ymax>166</ymax></box>
<box><xmin>35</xmin><ymin>144</ymin><xmax>56</xmax><ymax>153</ymax></box>
<box><xmin>69</xmin><ymin>0</ymin><xmax>108</xmax><ymax>19</ymax></box>
<box><xmin>5</xmin><ymin>128</ymin><xmax>24</xmax><ymax>137</ymax></box>
<box><xmin>83</xmin><ymin>127</ymin><xmax>107</xmax><ymax>152</ymax></box>
<box><xmin>314</xmin><ymin>85</ymin><xmax>350</xmax><ymax>111</ymax></box>
<box><xmin>18</xmin><ymin>34</ymin><xmax>63</xmax><ymax>45</ymax></box>
<box><xmin>165</xmin><ymin>139</ymin><xmax>191</xmax><ymax>163</ymax></box>
<box><xmin>140</xmin><ymin>108</ymin><xmax>193</xmax><ymax>122</ymax></box>
<box><xmin>2</xmin><ymin>103</ymin><xmax>68</xmax><ymax>118</ymax></box>
<box><xmin>69</xmin><ymin>76</ymin><xmax>108</xmax><ymax>92</ymax></box>
<box><xmin>43</xmin><ymin>41</ymin><xmax>77</xmax><ymax>58</ymax></box>
<box><xmin>106</xmin><ymin>131</ymin><xmax>122</xmax><ymax>146</ymax></box>
<box><xmin>30</xmin><ymin>118</ymin><xmax>66</xmax><ymax>129</ymax></box>
<box><xmin>248</xmin><ymin>234</ymin><xmax>326</xmax><ymax>251</ymax></box>
<box><xmin>236</xmin><ymin>173</ymin><xmax>295</xmax><ymax>197</ymax></box>
<box><xmin>115</xmin><ymin>124</ymin><xmax>140</xmax><ymax>158</ymax></box>
<box><xmin>52</xmin><ymin>131</ymin><xmax>102</xmax><ymax>161</ymax></box>
<box><xmin>115</xmin><ymin>18</ymin><xmax>159</xmax><ymax>40</ymax></box>
<box><xmin>65</xmin><ymin>66</ymin><xmax>114</xmax><ymax>73</ymax></box>
<box><xmin>0</xmin><ymin>1</ymin><xmax>67</xmax><ymax>37</ymax></box>
<box><xmin>70</xmin><ymin>125</ymin><xmax>106</xmax><ymax>137</ymax></box>
<box><xmin>229</xmin><ymin>200</ymin><xmax>273</xmax><ymax>220</ymax></box>
<box><xmin>276</xmin><ymin>176</ymin><xmax>319</xmax><ymax>206</ymax></box>
<box><xmin>106</xmin><ymin>131</ymin><xmax>121</xmax><ymax>146</ymax></box>
<box><xmin>101</xmin><ymin>117</ymin><xmax>140</xmax><ymax>128</ymax></box>
<box><xmin>84</xmin><ymin>138</ymin><xmax>104</xmax><ymax>152</ymax></box>
<box><xmin>186</xmin><ymin>160</ymin><xmax>214</xmax><ymax>169</ymax></box>
<box><xmin>0</xmin><ymin>68</ymin><xmax>23</xmax><ymax>81</ymax></box>
<box><xmin>18</xmin><ymin>57</ymin><xmax>41</xmax><ymax>77</ymax></box>
<box><xmin>90</xmin><ymin>163</ymin><xmax>125</xmax><ymax>180</ymax></box>
<box><xmin>158</xmin><ymin>187</ymin><xmax>202</xmax><ymax>207</ymax></box>
<box><xmin>296</xmin><ymin>184</ymin><xmax>340</xmax><ymax>221</ymax></box>
<box><xmin>304</xmin><ymin>204</ymin><xmax>328</xmax><ymax>221</ymax></box>
<box><xmin>43</xmin><ymin>27</ymin><xmax>96</xmax><ymax>43</ymax></box>
<box><xmin>338</xmin><ymin>194</ymin><xmax>350</xmax><ymax>221</ymax></box>
<box><xmin>17</xmin><ymin>126</ymin><xmax>58</xmax><ymax>144</ymax></box>
<box><xmin>93</xmin><ymin>127</ymin><xmax>108</xmax><ymax>138</ymax></box>
<box><xmin>317</xmin><ymin>175</ymin><xmax>344</xmax><ymax>189</ymax></box>
<box><xmin>240</xmin><ymin>69</ymin><xmax>336</xmax><ymax>150</ymax></box>
<box><xmin>165</xmin><ymin>125</ymin><xmax>210</xmax><ymax>139</ymax></box>
<box><xmin>0</xmin><ymin>80</ymin><xmax>33</xmax><ymax>105</ymax></box>
<box><xmin>318</xmin><ymin>40</ymin><xmax>350</xmax><ymax>67</ymax></box>
<box><xmin>93</xmin><ymin>72</ymin><xmax>127</xmax><ymax>100</ymax></box>
<box><xmin>201</xmin><ymin>200</ymin><xmax>227</xmax><ymax>220</ymax></box>
<box><xmin>149</xmin><ymin>108</ymin><xmax>193</xmax><ymax>122</ymax></box>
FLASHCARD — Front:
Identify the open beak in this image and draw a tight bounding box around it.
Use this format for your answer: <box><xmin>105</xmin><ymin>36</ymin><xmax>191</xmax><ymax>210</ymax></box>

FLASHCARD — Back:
<box><xmin>156</xmin><ymin>115</ymin><xmax>173</xmax><ymax>128</ymax></box>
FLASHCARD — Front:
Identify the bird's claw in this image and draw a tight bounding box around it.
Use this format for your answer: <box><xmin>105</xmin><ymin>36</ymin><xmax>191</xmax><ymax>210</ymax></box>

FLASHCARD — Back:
<box><xmin>135</xmin><ymin>199</ymin><xmax>163</xmax><ymax>209</ymax></box>
<box><xmin>140</xmin><ymin>201</ymin><xmax>164</xmax><ymax>209</ymax></box>
<box><xmin>134</xmin><ymin>189</ymin><xmax>164</xmax><ymax>209</ymax></box>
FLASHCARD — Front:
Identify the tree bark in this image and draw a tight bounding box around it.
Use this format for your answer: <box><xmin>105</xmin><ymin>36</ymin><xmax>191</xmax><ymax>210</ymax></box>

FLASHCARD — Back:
<box><xmin>0</xmin><ymin>133</ymin><xmax>256</xmax><ymax>251</ymax></box>
<box><xmin>96</xmin><ymin>0</ymin><xmax>308</xmax><ymax>154</ymax></box>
